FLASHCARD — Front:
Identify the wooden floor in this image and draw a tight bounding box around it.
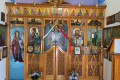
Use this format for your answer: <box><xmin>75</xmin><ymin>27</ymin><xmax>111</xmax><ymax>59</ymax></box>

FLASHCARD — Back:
<box><xmin>45</xmin><ymin>77</ymin><xmax>99</xmax><ymax>80</ymax></box>
<box><xmin>78</xmin><ymin>77</ymin><xmax>99</xmax><ymax>80</ymax></box>
<box><xmin>26</xmin><ymin>77</ymin><xmax>99</xmax><ymax>80</ymax></box>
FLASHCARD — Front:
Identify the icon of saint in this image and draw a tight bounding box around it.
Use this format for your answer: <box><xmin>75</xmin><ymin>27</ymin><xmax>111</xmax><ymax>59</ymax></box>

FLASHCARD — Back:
<box><xmin>71</xmin><ymin>10</ymin><xmax>75</xmax><ymax>16</ymax></box>
<box><xmin>31</xmin><ymin>8</ymin><xmax>35</xmax><ymax>15</ymax></box>
<box><xmin>77</xmin><ymin>10</ymin><xmax>82</xmax><ymax>16</ymax></box>
<box><xmin>45</xmin><ymin>9</ymin><xmax>48</xmax><ymax>15</ymax></box>
<box><xmin>16</xmin><ymin>7</ymin><xmax>21</xmax><ymax>14</ymax></box>
<box><xmin>11</xmin><ymin>31</ymin><xmax>24</xmax><ymax>62</ymax></box>
<box><xmin>24</xmin><ymin>8</ymin><xmax>28</xmax><ymax>14</ymax></box>
<box><xmin>72</xmin><ymin>28</ymin><xmax>83</xmax><ymax>46</ymax></box>
<box><xmin>91</xmin><ymin>10</ymin><xmax>96</xmax><ymax>17</ymax></box>
<box><xmin>9</xmin><ymin>7</ymin><xmax>13</xmax><ymax>14</ymax></box>
<box><xmin>38</xmin><ymin>9</ymin><xmax>42</xmax><ymax>15</ymax></box>
<box><xmin>84</xmin><ymin>10</ymin><xmax>89</xmax><ymax>16</ymax></box>
<box><xmin>91</xmin><ymin>29</ymin><xmax>98</xmax><ymax>46</ymax></box>
<box><xmin>99</xmin><ymin>10</ymin><xmax>103</xmax><ymax>17</ymax></box>
<box><xmin>65</xmin><ymin>9</ymin><xmax>68</xmax><ymax>16</ymax></box>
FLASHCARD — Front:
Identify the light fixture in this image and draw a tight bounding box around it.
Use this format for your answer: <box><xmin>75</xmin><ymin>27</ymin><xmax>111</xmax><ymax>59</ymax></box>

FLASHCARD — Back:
<box><xmin>78</xmin><ymin>3</ymin><xmax>82</xmax><ymax>7</ymax></box>
<box><xmin>33</xmin><ymin>2</ymin><xmax>36</xmax><ymax>6</ymax></box>
<box><xmin>47</xmin><ymin>0</ymin><xmax>66</xmax><ymax>8</ymax></box>
<box><xmin>14</xmin><ymin>2</ymin><xmax>17</xmax><ymax>5</ymax></box>
<box><xmin>96</xmin><ymin>3</ymin><xmax>99</xmax><ymax>7</ymax></box>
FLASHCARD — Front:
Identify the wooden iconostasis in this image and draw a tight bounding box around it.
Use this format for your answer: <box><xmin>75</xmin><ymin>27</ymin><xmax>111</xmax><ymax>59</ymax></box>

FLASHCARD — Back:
<box><xmin>6</xmin><ymin>2</ymin><xmax>106</xmax><ymax>80</ymax></box>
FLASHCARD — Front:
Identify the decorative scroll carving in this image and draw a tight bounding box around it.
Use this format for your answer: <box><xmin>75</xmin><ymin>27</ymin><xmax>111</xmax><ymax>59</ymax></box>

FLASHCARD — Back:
<box><xmin>96</xmin><ymin>55</ymin><xmax>99</xmax><ymax>62</ymax></box>
<box><xmin>46</xmin><ymin>50</ymin><xmax>53</xmax><ymax>75</ymax></box>
<box><xmin>95</xmin><ymin>65</ymin><xmax>99</xmax><ymax>76</ymax></box>
<box><xmin>28</xmin><ymin>54</ymin><xmax>33</xmax><ymax>61</ymax></box>
<box><xmin>58</xmin><ymin>50</ymin><xmax>65</xmax><ymax>75</ymax></box>
<box><xmin>28</xmin><ymin>54</ymin><xmax>40</xmax><ymax>75</ymax></box>
<box><xmin>88</xmin><ymin>55</ymin><xmax>93</xmax><ymax>62</ymax></box>
<box><xmin>28</xmin><ymin>64</ymin><xmax>39</xmax><ymax>74</ymax></box>
<box><xmin>34</xmin><ymin>54</ymin><xmax>40</xmax><ymax>61</ymax></box>
<box><xmin>88</xmin><ymin>55</ymin><xmax>99</xmax><ymax>76</ymax></box>
<box><xmin>71</xmin><ymin>51</ymin><xmax>82</xmax><ymax>76</ymax></box>
<box><xmin>88</xmin><ymin>64</ymin><xmax>93</xmax><ymax>76</ymax></box>
<box><xmin>88</xmin><ymin>55</ymin><xmax>99</xmax><ymax>62</ymax></box>
<box><xmin>78</xmin><ymin>64</ymin><xmax>82</xmax><ymax>76</ymax></box>
<box><xmin>116</xmin><ymin>58</ymin><xmax>120</xmax><ymax>79</ymax></box>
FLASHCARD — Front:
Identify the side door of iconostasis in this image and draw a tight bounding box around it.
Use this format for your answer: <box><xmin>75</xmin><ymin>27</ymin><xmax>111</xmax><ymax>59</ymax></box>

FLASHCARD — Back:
<box><xmin>69</xmin><ymin>8</ymin><xmax>104</xmax><ymax>78</ymax></box>
<box><xmin>43</xmin><ymin>18</ymin><xmax>69</xmax><ymax>80</ymax></box>
<box><xmin>8</xmin><ymin>16</ymin><xmax>43</xmax><ymax>79</ymax></box>
<box><xmin>26</xmin><ymin>17</ymin><xmax>43</xmax><ymax>79</ymax></box>
<box><xmin>70</xmin><ymin>16</ymin><xmax>86</xmax><ymax>78</ymax></box>
<box><xmin>9</xmin><ymin>17</ymin><xmax>25</xmax><ymax>80</ymax></box>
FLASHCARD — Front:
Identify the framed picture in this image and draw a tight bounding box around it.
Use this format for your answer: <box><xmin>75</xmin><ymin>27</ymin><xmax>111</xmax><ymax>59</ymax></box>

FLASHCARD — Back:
<box><xmin>75</xmin><ymin>47</ymin><xmax>81</xmax><ymax>54</ymax></box>
<box><xmin>106</xmin><ymin>16</ymin><xmax>110</xmax><ymax>25</ymax></box>
<box><xmin>115</xmin><ymin>13</ymin><xmax>119</xmax><ymax>22</ymax></box>
<box><xmin>27</xmin><ymin>45</ymin><xmax>34</xmax><ymax>53</ymax></box>
<box><xmin>34</xmin><ymin>45</ymin><xmax>41</xmax><ymax>54</ymax></box>
<box><xmin>108</xmin><ymin>53</ymin><xmax>112</xmax><ymax>61</ymax></box>
<box><xmin>103</xmin><ymin>28</ymin><xmax>111</xmax><ymax>48</ymax></box>
<box><xmin>104</xmin><ymin>52</ymin><xmax>108</xmax><ymax>59</ymax></box>
<box><xmin>110</xmin><ymin>15</ymin><xmax>115</xmax><ymax>24</ymax></box>
<box><xmin>2</xmin><ymin>47</ymin><xmax>7</xmax><ymax>58</ymax></box>
<box><xmin>83</xmin><ymin>46</ymin><xmax>90</xmax><ymax>54</ymax></box>
<box><xmin>118</xmin><ymin>11</ymin><xmax>120</xmax><ymax>22</ymax></box>
<box><xmin>1</xmin><ymin>12</ymin><xmax>5</xmax><ymax>22</ymax></box>
<box><xmin>0</xmin><ymin>24</ymin><xmax>7</xmax><ymax>46</ymax></box>
<box><xmin>0</xmin><ymin>49</ymin><xmax>2</xmax><ymax>61</ymax></box>
<box><xmin>91</xmin><ymin>47</ymin><xmax>98</xmax><ymax>55</ymax></box>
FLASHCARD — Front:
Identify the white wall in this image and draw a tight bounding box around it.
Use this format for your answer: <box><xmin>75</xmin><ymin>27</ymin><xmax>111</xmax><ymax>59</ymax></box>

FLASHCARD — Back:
<box><xmin>0</xmin><ymin>0</ymin><xmax>11</xmax><ymax>80</ymax></box>
<box><xmin>104</xmin><ymin>0</ymin><xmax>120</xmax><ymax>28</ymax></box>
<box><xmin>103</xmin><ymin>58</ymin><xmax>112</xmax><ymax>80</ymax></box>
<box><xmin>103</xmin><ymin>58</ymin><xmax>107</xmax><ymax>80</ymax></box>
<box><xmin>0</xmin><ymin>0</ymin><xmax>11</xmax><ymax>25</ymax></box>
<box><xmin>0</xmin><ymin>58</ymin><xmax>6</xmax><ymax>80</ymax></box>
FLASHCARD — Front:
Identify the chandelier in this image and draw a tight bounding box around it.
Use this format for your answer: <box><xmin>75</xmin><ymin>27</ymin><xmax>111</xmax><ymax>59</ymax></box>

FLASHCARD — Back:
<box><xmin>47</xmin><ymin>0</ymin><xmax>66</xmax><ymax>8</ymax></box>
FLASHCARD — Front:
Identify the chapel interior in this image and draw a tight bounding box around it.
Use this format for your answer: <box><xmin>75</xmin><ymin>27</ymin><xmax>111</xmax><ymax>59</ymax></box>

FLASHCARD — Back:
<box><xmin>0</xmin><ymin>0</ymin><xmax>120</xmax><ymax>80</ymax></box>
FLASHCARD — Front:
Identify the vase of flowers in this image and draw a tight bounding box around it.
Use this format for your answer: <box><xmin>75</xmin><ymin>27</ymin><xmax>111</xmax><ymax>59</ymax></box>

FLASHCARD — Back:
<box><xmin>29</xmin><ymin>69</ymin><xmax>42</xmax><ymax>80</ymax></box>
<box><xmin>68</xmin><ymin>69</ymin><xmax>79</xmax><ymax>80</ymax></box>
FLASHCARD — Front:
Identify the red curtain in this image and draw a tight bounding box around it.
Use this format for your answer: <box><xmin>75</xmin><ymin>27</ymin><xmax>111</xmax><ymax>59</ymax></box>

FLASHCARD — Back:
<box><xmin>58</xmin><ymin>25</ymin><xmax>71</xmax><ymax>53</ymax></box>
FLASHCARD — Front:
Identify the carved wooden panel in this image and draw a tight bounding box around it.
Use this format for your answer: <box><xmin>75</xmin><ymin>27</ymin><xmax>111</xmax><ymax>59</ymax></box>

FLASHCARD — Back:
<box><xmin>71</xmin><ymin>51</ymin><xmax>82</xmax><ymax>76</ymax></box>
<box><xmin>117</xmin><ymin>59</ymin><xmax>120</xmax><ymax>79</ymax></box>
<box><xmin>115</xmin><ymin>56</ymin><xmax>120</xmax><ymax>80</ymax></box>
<box><xmin>88</xmin><ymin>55</ymin><xmax>99</xmax><ymax>76</ymax></box>
<box><xmin>28</xmin><ymin>54</ymin><xmax>40</xmax><ymax>75</ymax></box>
<box><xmin>28</xmin><ymin>54</ymin><xmax>33</xmax><ymax>61</ymax></box>
<box><xmin>45</xmin><ymin>20</ymin><xmax>67</xmax><ymax>25</ymax></box>
<box><xmin>46</xmin><ymin>50</ymin><xmax>53</xmax><ymax>75</ymax></box>
<box><xmin>58</xmin><ymin>50</ymin><xmax>65</xmax><ymax>75</ymax></box>
<box><xmin>28</xmin><ymin>64</ymin><xmax>39</xmax><ymax>74</ymax></box>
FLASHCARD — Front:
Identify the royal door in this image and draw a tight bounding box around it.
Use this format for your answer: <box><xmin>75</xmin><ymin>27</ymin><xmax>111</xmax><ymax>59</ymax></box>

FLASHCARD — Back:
<box><xmin>44</xmin><ymin>46</ymin><xmax>68</xmax><ymax>80</ymax></box>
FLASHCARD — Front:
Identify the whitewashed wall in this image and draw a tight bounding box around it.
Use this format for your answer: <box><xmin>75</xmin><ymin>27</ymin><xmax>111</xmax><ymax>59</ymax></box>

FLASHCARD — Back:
<box><xmin>0</xmin><ymin>0</ymin><xmax>11</xmax><ymax>25</ymax></box>
<box><xmin>103</xmin><ymin>58</ymin><xmax>112</xmax><ymax>80</ymax></box>
<box><xmin>104</xmin><ymin>0</ymin><xmax>120</xmax><ymax>28</ymax></box>
<box><xmin>103</xmin><ymin>1</ymin><xmax>120</xmax><ymax>79</ymax></box>
<box><xmin>0</xmin><ymin>58</ymin><xmax>6</xmax><ymax>80</ymax></box>
<box><xmin>0</xmin><ymin>0</ymin><xmax>11</xmax><ymax>80</ymax></box>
